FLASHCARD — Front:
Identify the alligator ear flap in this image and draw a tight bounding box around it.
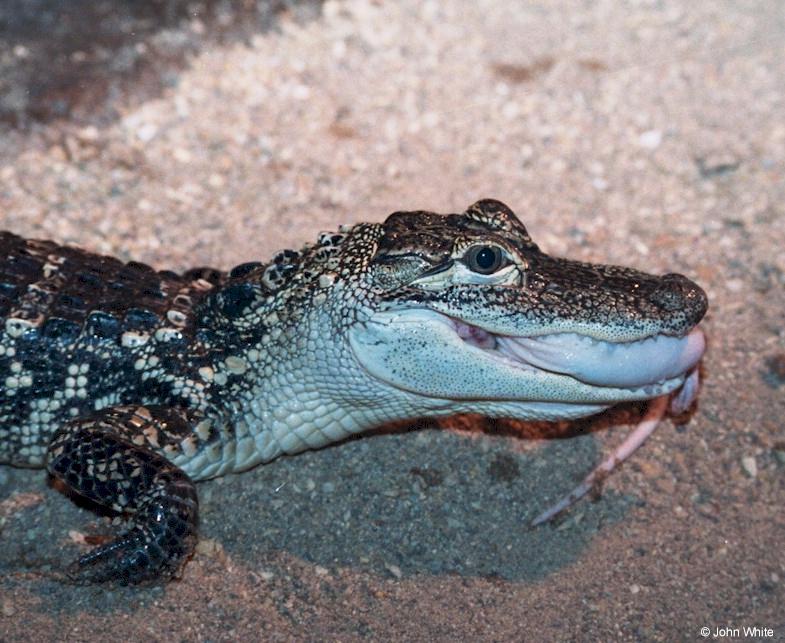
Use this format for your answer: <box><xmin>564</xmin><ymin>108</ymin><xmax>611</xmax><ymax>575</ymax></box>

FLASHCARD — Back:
<box><xmin>464</xmin><ymin>199</ymin><xmax>530</xmax><ymax>238</ymax></box>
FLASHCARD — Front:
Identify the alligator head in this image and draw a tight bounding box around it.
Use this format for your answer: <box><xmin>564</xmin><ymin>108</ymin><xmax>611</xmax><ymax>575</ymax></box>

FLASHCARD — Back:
<box><xmin>209</xmin><ymin>198</ymin><xmax>707</xmax><ymax>516</ymax></box>
<box><xmin>345</xmin><ymin>199</ymin><xmax>707</xmax><ymax>422</ymax></box>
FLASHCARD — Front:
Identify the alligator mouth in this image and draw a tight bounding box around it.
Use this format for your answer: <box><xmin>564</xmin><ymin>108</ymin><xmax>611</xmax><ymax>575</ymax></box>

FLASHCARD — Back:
<box><xmin>453</xmin><ymin>319</ymin><xmax>706</xmax><ymax>390</ymax></box>
<box><xmin>350</xmin><ymin>309</ymin><xmax>705</xmax><ymax>406</ymax></box>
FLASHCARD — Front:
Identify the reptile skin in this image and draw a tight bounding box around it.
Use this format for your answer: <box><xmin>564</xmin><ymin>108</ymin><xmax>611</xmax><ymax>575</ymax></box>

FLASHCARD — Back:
<box><xmin>0</xmin><ymin>199</ymin><xmax>707</xmax><ymax>584</ymax></box>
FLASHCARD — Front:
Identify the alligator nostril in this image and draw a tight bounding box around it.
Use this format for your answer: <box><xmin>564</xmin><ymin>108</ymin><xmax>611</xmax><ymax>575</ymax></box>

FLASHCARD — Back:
<box><xmin>652</xmin><ymin>273</ymin><xmax>708</xmax><ymax>322</ymax></box>
<box><xmin>651</xmin><ymin>275</ymin><xmax>685</xmax><ymax>311</ymax></box>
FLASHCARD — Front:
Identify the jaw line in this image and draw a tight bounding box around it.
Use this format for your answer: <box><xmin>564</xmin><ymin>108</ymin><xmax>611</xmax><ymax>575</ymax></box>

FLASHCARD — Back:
<box><xmin>350</xmin><ymin>308</ymin><xmax>700</xmax><ymax>405</ymax></box>
<box><xmin>452</xmin><ymin>317</ymin><xmax>706</xmax><ymax>389</ymax></box>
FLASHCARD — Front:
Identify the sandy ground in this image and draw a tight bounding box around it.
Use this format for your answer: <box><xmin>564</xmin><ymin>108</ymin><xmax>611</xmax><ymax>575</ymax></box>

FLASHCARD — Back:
<box><xmin>1</xmin><ymin>0</ymin><xmax>784</xmax><ymax>640</ymax></box>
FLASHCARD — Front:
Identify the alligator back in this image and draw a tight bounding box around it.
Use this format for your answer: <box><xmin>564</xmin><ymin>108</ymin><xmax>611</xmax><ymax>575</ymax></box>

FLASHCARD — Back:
<box><xmin>0</xmin><ymin>232</ymin><xmax>225</xmax><ymax>466</ymax></box>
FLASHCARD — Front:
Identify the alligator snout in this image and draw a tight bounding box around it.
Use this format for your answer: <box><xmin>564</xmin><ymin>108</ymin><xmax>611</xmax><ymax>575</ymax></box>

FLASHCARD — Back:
<box><xmin>650</xmin><ymin>273</ymin><xmax>708</xmax><ymax>328</ymax></box>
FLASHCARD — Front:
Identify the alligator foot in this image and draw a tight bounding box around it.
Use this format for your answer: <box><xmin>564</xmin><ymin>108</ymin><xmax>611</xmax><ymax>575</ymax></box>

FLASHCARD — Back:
<box><xmin>46</xmin><ymin>405</ymin><xmax>199</xmax><ymax>584</ymax></box>
<box><xmin>531</xmin><ymin>395</ymin><xmax>670</xmax><ymax>526</ymax></box>
<box><xmin>531</xmin><ymin>366</ymin><xmax>703</xmax><ymax>525</ymax></box>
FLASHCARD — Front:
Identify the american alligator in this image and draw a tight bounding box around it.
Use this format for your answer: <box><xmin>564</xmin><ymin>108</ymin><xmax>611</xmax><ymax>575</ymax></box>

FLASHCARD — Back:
<box><xmin>0</xmin><ymin>199</ymin><xmax>707</xmax><ymax>584</ymax></box>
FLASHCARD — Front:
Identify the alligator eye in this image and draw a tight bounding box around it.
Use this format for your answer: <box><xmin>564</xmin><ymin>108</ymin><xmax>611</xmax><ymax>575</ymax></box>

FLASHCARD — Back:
<box><xmin>464</xmin><ymin>245</ymin><xmax>504</xmax><ymax>274</ymax></box>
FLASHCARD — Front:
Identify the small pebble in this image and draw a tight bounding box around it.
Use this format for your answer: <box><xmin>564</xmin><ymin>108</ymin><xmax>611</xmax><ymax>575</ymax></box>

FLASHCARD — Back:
<box><xmin>447</xmin><ymin>517</ymin><xmax>463</xmax><ymax>530</ymax></box>
<box><xmin>763</xmin><ymin>353</ymin><xmax>785</xmax><ymax>386</ymax></box>
<box><xmin>2</xmin><ymin>600</ymin><xmax>15</xmax><ymax>617</ymax></box>
<box><xmin>638</xmin><ymin>129</ymin><xmax>663</xmax><ymax>149</ymax></box>
<box><xmin>195</xmin><ymin>538</ymin><xmax>224</xmax><ymax>557</ymax></box>
<box><xmin>136</xmin><ymin>123</ymin><xmax>158</xmax><ymax>142</ymax></box>
<box><xmin>741</xmin><ymin>456</ymin><xmax>758</xmax><ymax>478</ymax></box>
<box><xmin>173</xmin><ymin>148</ymin><xmax>192</xmax><ymax>163</ymax></box>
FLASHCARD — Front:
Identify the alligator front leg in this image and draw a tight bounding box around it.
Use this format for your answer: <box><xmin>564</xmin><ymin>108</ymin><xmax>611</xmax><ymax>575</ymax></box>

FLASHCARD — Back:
<box><xmin>46</xmin><ymin>405</ymin><xmax>199</xmax><ymax>585</ymax></box>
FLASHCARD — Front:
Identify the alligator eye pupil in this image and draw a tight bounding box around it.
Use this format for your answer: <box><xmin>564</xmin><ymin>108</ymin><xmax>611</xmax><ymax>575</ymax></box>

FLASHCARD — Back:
<box><xmin>476</xmin><ymin>248</ymin><xmax>495</xmax><ymax>269</ymax></box>
<box><xmin>467</xmin><ymin>245</ymin><xmax>503</xmax><ymax>274</ymax></box>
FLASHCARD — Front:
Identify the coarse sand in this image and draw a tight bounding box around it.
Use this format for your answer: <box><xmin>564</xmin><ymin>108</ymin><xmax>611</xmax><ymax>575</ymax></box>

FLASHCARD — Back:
<box><xmin>1</xmin><ymin>1</ymin><xmax>784</xmax><ymax>640</ymax></box>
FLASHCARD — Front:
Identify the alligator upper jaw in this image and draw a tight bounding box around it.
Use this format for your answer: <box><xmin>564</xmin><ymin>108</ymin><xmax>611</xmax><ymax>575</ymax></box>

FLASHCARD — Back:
<box><xmin>458</xmin><ymin>321</ymin><xmax>706</xmax><ymax>389</ymax></box>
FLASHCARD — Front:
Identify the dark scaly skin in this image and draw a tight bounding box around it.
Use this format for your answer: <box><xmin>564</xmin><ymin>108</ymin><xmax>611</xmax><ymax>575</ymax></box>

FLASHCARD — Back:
<box><xmin>47</xmin><ymin>406</ymin><xmax>198</xmax><ymax>583</ymax></box>
<box><xmin>0</xmin><ymin>232</ymin><xmax>247</xmax><ymax>583</ymax></box>
<box><xmin>0</xmin><ymin>200</ymin><xmax>708</xmax><ymax>584</ymax></box>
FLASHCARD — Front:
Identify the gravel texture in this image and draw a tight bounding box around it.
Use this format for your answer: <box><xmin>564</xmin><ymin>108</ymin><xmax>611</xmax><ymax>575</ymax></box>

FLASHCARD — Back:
<box><xmin>1</xmin><ymin>0</ymin><xmax>784</xmax><ymax>640</ymax></box>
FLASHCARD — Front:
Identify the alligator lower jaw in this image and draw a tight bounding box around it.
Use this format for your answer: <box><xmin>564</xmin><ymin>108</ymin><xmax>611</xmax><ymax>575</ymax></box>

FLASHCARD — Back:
<box><xmin>452</xmin><ymin>319</ymin><xmax>706</xmax><ymax>390</ymax></box>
